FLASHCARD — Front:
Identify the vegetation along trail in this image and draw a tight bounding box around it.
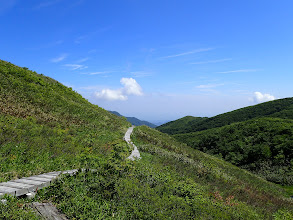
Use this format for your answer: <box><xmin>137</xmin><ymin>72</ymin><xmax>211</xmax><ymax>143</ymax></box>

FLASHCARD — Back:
<box><xmin>0</xmin><ymin>126</ymin><xmax>139</xmax><ymax>199</ymax></box>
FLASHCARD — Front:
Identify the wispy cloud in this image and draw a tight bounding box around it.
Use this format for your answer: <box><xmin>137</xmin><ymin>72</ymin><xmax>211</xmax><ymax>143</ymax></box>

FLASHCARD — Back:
<box><xmin>217</xmin><ymin>69</ymin><xmax>261</xmax><ymax>74</ymax></box>
<box><xmin>64</xmin><ymin>64</ymin><xmax>88</xmax><ymax>70</ymax></box>
<box><xmin>191</xmin><ymin>58</ymin><xmax>232</xmax><ymax>65</ymax></box>
<box><xmin>81</xmin><ymin>71</ymin><xmax>113</xmax><ymax>75</ymax></box>
<box><xmin>50</xmin><ymin>53</ymin><xmax>68</xmax><ymax>63</ymax></box>
<box><xmin>131</xmin><ymin>71</ymin><xmax>152</xmax><ymax>77</ymax></box>
<box><xmin>159</xmin><ymin>48</ymin><xmax>214</xmax><ymax>59</ymax></box>
<box><xmin>75</xmin><ymin>27</ymin><xmax>112</xmax><ymax>44</ymax></box>
<box><xmin>76</xmin><ymin>57</ymin><xmax>89</xmax><ymax>63</ymax></box>
<box><xmin>34</xmin><ymin>0</ymin><xmax>62</xmax><ymax>10</ymax></box>
<box><xmin>196</xmin><ymin>83</ymin><xmax>224</xmax><ymax>89</ymax></box>
<box><xmin>88</xmin><ymin>49</ymin><xmax>97</xmax><ymax>54</ymax></box>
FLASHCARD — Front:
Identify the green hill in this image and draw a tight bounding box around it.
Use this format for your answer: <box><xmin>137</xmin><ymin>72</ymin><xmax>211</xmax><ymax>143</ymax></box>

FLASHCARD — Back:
<box><xmin>159</xmin><ymin>97</ymin><xmax>293</xmax><ymax>134</ymax></box>
<box><xmin>157</xmin><ymin>98</ymin><xmax>293</xmax><ymax>185</ymax></box>
<box><xmin>157</xmin><ymin>116</ymin><xmax>207</xmax><ymax>134</ymax></box>
<box><xmin>1</xmin><ymin>60</ymin><xmax>292</xmax><ymax>219</ymax></box>
<box><xmin>0</xmin><ymin>59</ymin><xmax>130</xmax><ymax>181</ymax></box>
<box><xmin>109</xmin><ymin>110</ymin><xmax>157</xmax><ymax>128</ymax></box>
<box><xmin>174</xmin><ymin>117</ymin><xmax>293</xmax><ymax>185</ymax></box>
<box><xmin>131</xmin><ymin>126</ymin><xmax>293</xmax><ymax>219</ymax></box>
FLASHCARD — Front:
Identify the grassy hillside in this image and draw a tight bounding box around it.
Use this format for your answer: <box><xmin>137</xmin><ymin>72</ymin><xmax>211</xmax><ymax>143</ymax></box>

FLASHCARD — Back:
<box><xmin>0</xmin><ymin>60</ymin><xmax>129</xmax><ymax>218</ymax></box>
<box><xmin>109</xmin><ymin>110</ymin><xmax>157</xmax><ymax>128</ymax></box>
<box><xmin>130</xmin><ymin>126</ymin><xmax>293</xmax><ymax>219</ymax></box>
<box><xmin>174</xmin><ymin>118</ymin><xmax>293</xmax><ymax>185</ymax></box>
<box><xmin>0</xmin><ymin>60</ymin><xmax>130</xmax><ymax>182</ymax></box>
<box><xmin>1</xmin><ymin>60</ymin><xmax>292</xmax><ymax>219</ymax></box>
<box><xmin>157</xmin><ymin>116</ymin><xmax>207</xmax><ymax>134</ymax></box>
<box><xmin>159</xmin><ymin>97</ymin><xmax>293</xmax><ymax>134</ymax></box>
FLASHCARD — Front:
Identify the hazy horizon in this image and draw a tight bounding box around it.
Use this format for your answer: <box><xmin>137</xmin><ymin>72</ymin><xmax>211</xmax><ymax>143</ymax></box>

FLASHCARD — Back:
<box><xmin>1</xmin><ymin>0</ymin><xmax>293</xmax><ymax>121</ymax></box>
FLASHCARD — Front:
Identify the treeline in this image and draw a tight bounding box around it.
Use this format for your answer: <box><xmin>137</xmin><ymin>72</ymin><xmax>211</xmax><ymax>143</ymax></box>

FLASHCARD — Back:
<box><xmin>158</xmin><ymin>97</ymin><xmax>293</xmax><ymax>134</ymax></box>
<box><xmin>157</xmin><ymin>116</ymin><xmax>207</xmax><ymax>135</ymax></box>
<box><xmin>174</xmin><ymin>118</ymin><xmax>293</xmax><ymax>185</ymax></box>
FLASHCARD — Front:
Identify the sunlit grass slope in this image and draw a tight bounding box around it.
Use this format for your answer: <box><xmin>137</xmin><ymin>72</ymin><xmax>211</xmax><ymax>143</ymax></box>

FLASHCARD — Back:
<box><xmin>131</xmin><ymin>126</ymin><xmax>293</xmax><ymax>219</ymax></box>
<box><xmin>0</xmin><ymin>59</ymin><xmax>131</xmax><ymax>181</ymax></box>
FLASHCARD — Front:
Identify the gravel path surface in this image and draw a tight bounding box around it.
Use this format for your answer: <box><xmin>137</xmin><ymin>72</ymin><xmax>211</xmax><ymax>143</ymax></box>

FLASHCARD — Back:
<box><xmin>124</xmin><ymin>126</ymin><xmax>141</xmax><ymax>160</ymax></box>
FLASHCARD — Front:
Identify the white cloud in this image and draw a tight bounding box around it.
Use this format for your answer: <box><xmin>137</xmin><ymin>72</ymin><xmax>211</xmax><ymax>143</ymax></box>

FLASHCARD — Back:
<box><xmin>121</xmin><ymin>78</ymin><xmax>143</xmax><ymax>96</ymax></box>
<box><xmin>95</xmin><ymin>89</ymin><xmax>127</xmax><ymax>101</ymax></box>
<box><xmin>217</xmin><ymin>69</ymin><xmax>260</xmax><ymax>74</ymax></box>
<box><xmin>64</xmin><ymin>64</ymin><xmax>88</xmax><ymax>70</ymax></box>
<box><xmin>131</xmin><ymin>71</ymin><xmax>152</xmax><ymax>77</ymax></box>
<box><xmin>196</xmin><ymin>83</ymin><xmax>224</xmax><ymax>89</ymax></box>
<box><xmin>76</xmin><ymin>57</ymin><xmax>89</xmax><ymax>63</ymax></box>
<box><xmin>191</xmin><ymin>58</ymin><xmax>232</xmax><ymax>65</ymax></box>
<box><xmin>251</xmin><ymin>92</ymin><xmax>276</xmax><ymax>103</ymax></box>
<box><xmin>51</xmin><ymin>54</ymin><xmax>68</xmax><ymax>63</ymax></box>
<box><xmin>34</xmin><ymin>0</ymin><xmax>62</xmax><ymax>9</ymax></box>
<box><xmin>94</xmin><ymin>78</ymin><xmax>143</xmax><ymax>101</ymax></box>
<box><xmin>81</xmin><ymin>71</ymin><xmax>113</xmax><ymax>75</ymax></box>
<box><xmin>160</xmin><ymin>48</ymin><xmax>214</xmax><ymax>59</ymax></box>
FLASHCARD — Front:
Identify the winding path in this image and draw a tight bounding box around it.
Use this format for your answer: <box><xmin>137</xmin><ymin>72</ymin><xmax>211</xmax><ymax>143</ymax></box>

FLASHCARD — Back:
<box><xmin>124</xmin><ymin>126</ymin><xmax>141</xmax><ymax>160</ymax></box>
<box><xmin>0</xmin><ymin>126</ymin><xmax>140</xmax><ymax>199</ymax></box>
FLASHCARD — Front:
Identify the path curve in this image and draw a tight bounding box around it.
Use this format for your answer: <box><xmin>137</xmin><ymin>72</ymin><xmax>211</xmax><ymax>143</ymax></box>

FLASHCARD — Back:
<box><xmin>0</xmin><ymin>127</ymin><xmax>140</xmax><ymax>199</ymax></box>
<box><xmin>124</xmin><ymin>126</ymin><xmax>141</xmax><ymax>160</ymax></box>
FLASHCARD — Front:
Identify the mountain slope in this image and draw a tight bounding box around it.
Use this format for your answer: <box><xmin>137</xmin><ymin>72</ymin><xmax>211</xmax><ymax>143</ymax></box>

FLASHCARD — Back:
<box><xmin>130</xmin><ymin>126</ymin><xmax>293</xmax><ymax>219</ymax></box>
<box><xmin>1</xmin><ymin>60</ymin><xmax>292</xmax><ymax>219</ymax></box>
<box><xmin>174</xmin><ymin>117</ymin><xmax>293</xmax><ymax>185</ymax></box>
<box><xmin>0</xmin><ymin>59</ymin><xmax>130</xmax><ymax>181</ymax></box>
<box><xmin>156</xmin><ymin>116</ymin><xmax>207</xmax><ymax>134</ymax></box>
<box><xmin>109</xmin><ymin>110</ymin><xmax>156</xmax><ymax>128</ymax></box>
<box><xmin>160</xmin><ymin>97</ymin><xmax>293</xmax><ymax>134</ymax></box>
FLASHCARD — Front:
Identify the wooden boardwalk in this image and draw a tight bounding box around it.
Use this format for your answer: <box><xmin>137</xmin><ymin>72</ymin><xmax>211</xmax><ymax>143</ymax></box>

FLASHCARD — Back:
<box><xmin>0</xmin><ymin>126</ymin><xmax>140</xmax><ymax>199</ymax></box>
<box><xmin>0</xmin><ymin>170</ymin><xmax>78</xmax><ymax>198</ymax></box>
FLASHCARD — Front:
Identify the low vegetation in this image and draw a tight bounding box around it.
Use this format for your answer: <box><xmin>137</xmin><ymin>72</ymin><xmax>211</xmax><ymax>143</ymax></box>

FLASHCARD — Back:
<box><xmin>1</xmin><ymin>60</ymin><xmax>292</xmax><ymax>219</ymax></box>
<box><xmin>131</xmin><ymin>126</ymin><xmax>293</xmax><ymax>219</ymax></box>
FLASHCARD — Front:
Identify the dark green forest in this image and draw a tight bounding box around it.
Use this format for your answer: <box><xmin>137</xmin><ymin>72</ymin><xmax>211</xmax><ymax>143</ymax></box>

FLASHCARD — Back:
<box><xmin>158</xmin><ymin>97</ymin><xmax>293</xmax><ymax>134</ymax></box>
<box><xmin>158</xmin><ymin>97</ymin><xmax>293</xmax><ymax>186</ymax></box>
<box><xmin>157</xmin><ymin>116</ymin><xmax>207</xmax><ymax>134</ymax></box>
<box><xmin>174</xmin><ymin>118</ymin><xmax>293</xmax><ymax>185</ymax></box>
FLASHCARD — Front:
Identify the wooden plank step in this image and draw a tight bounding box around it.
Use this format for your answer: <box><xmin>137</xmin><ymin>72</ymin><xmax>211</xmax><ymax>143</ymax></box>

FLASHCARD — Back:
<box><xmin>0</xmin><ymin>169</ymin><xmax>78</xmax><ymax>198</ymax></box>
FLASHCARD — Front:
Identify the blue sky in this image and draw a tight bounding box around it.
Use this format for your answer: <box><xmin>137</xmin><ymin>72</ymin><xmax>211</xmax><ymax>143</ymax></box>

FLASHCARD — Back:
<box><xmin>1</xmin><ymin>0</ymin><xmax>293</xmax><ymax>123</ymax></box>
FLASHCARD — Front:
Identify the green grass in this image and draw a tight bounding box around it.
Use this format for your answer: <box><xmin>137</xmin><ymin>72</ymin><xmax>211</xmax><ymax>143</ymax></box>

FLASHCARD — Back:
<box><xmin>131</xmin><ymin>126</ymin><xmax>293</xmax><ymax>219</ymax></box>
<box><xmin>0</xmin><ymin>59</ymin><xmax>130</xmax><ymax>182</ymax></box>
<box><xmin>1</xmin><ymin>59</ymin><xmax>292</xmax><ymax>219</ymax></box>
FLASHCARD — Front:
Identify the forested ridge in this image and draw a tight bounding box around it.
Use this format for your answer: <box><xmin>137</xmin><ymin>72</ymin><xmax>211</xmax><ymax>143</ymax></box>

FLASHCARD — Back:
<box><xmin>158</xmin><ymin>96</ymin><xmax>293</xmax><ymax>186</ymax></box>
<box><xmin>174</xmin><ymin>117</ymin><xmax>293</xmax><ymax>185</ymax></box>
<box><xmin>158</xmin><ymin>97</ymin><xmax>293</xmax><ymax>134</ymax></box>
<box><xmin>157</xmin><ymin>116</ymin><xmax>207</xmax><ymax>134</ymax></box>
